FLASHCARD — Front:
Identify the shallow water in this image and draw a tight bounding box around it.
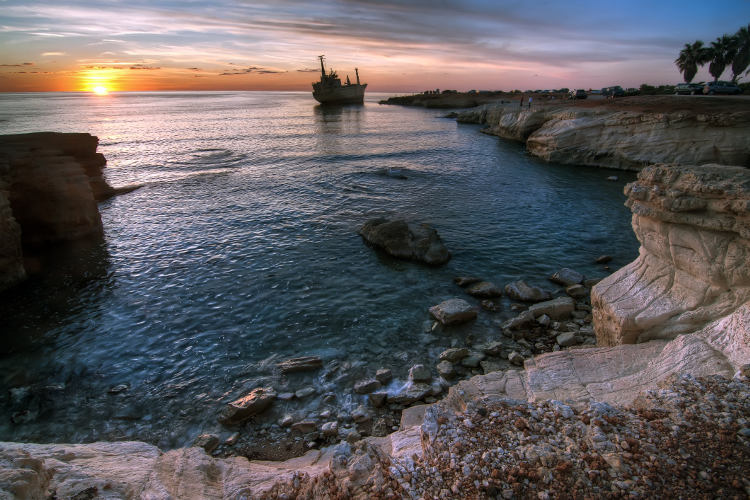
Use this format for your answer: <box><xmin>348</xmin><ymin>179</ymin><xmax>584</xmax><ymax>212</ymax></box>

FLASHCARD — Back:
<box><xmin>0</xmin><ymin>91</ymin><xmax>638</xmax><ymax>448</ymax></box>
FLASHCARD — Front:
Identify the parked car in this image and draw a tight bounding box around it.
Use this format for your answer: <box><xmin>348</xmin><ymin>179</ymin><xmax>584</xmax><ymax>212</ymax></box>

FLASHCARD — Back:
<box><xmin>675</xmin><ymin>83</ymin><xmax>704</xmax><ymax>95</ymax></box>
<box><xmin>702</xmin><ymin>81</ymin><xmax>742</xmax><ymax>95</ymax></box>
<box><xmin>569</xmin><ymin>89</ymin><xmax>587</xmax><ymax>99</ymax></box>
<box><xmin>601</xmin><ymin>86</ymin><xmax>625</xmax><ymax>97</ymax></box>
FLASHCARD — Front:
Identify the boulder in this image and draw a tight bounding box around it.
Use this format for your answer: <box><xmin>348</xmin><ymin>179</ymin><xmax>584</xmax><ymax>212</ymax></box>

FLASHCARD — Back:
<box><xmin>291</xmin><ymin>421</ymin><xmax>317</xmax><ymax>433</ymax></box>
<box><xmin>549</xmin><ymin>268</ymin><xmax>585</xmax><ymax>287</ymax></box>
<box><xmin>508</xmin><ymin>351</ymin><xmax>525</xmax><ymax>366</ymax></box>
<box><xmin>465</xmin><ymin>281</ymin><xmax>503</xmax><ymax>298</ymax></box>
<box><xmin>193</xmin><ymin>434</ymin><xmax>219</xmax><ymax>454</ymax></box>
<box><xmin>358</xmin><ymin>218</ymin><xmax>451</xmax><ymax>265</ymax></box>
<box><xmin>368</xmin><ymin>392</ymin><xmax>387</xmax><ymax>408</ymax></box>
<box><xmin>321</xmin><ymin>421</ymin><xmax>338</xmax><ymax>437</ymax></box>
<box><xmin>528</xmin><ymin>296</ymin><xmax>576</xmax><ymax>320</ymax></box>
<box><xmin>277</xmin><ymin>356</ymin><xmax>323</xmax><ymax>373</ymax></box>
<box><xmin>436</xmin><ymin>360</ymin><xmax>455</xmax><ymax>378</ymax></box>
<box><xmin>565</xmin><ymin>284</ymin><xmax>588</xmax><ymax>299</ymax></box>
<box><xmin>556</xmin><ymin>331</ymin><xmax>579</xmax><ymax>347</ymax></box>
<box><xmin>218</xmin><ymin>387</ymin><xmax>276</xmax><ymax>425</ymax></box>
<box><xmin>479</xmin><ymin>341</ymin><xmax>504</xmax><ymax>357</ymax></box>
<box><xmin>408</xmin><ymin>364</ymin><xmax>431</xmax><ymax>382</ymax></box>
<box><xmin>429</xmin><ymin>298</ymin><xmax>477</xmax><ymax>325</ymax></box>
<box><xmin>501</xmin><ymin>310</ymin><xmax>535</xmax><ymax>329</ymax></box>
<box><xmin>504</xmin><ymin>280</ymin><xmax>553</xmax><ymax>302</ymax></box>
<box><xmin>388</xmin><ymin>382</ymin><xmax>432</xmax><ymax>405</ymax></box>
<box><xmin>353</xmin><ymin>378</ymin><xmax>381</xmax><ymax>394</ymax></box>
<box><xmin>375</xmin><ymin>368</ymin><xmax>392</xmax><ymax>384</ymax></box>
<box><xmin>439</xmin><ymin>347</ymin><xmax>470</xmax><ymax>362</ymax></box>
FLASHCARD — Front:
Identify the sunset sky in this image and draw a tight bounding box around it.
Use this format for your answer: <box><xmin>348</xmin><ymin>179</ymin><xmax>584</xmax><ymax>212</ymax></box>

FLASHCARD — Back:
<box><xmin>1</xmin><ymin>0</ymin><xmax>749</xmax><ymax>93</ymax></box>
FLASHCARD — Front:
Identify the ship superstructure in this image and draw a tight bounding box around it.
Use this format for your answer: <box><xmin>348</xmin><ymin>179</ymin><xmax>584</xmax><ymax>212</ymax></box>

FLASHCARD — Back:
<box><xmin>312</xmin><ymin>56</ymin><xmax>366</xmax><ymax>105</ymax></box>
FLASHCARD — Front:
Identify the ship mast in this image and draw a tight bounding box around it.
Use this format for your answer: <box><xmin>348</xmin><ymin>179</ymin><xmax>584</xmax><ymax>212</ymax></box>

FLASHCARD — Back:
<box><xmin>355</xmin><ymin>68</ymin><xmax>360</xmax><ymax>85</ymax></box>
<box><xmin>318</xmin><ymin>55</ymin><xmax>326</xmax><ymax>79</ymax></box>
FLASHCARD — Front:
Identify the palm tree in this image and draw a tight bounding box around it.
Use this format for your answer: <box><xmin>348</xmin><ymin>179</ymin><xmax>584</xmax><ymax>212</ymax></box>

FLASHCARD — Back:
<box><xmin>675</xmin><ymin>41</ymin><xmax>710</xmax><ymax>83</ymax></box>
<box><xmin>730</xmin><ymin>24</ymin><xmax>750</xmax><ymax>82</ymax></box>
<box><xmin>708</xmin><ymin>34</ymin><xmax>736</xmax><ymax>82</ymax></box>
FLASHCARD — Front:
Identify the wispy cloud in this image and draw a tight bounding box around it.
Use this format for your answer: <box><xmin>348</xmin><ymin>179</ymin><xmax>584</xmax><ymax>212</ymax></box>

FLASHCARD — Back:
<box><xmin>42</xmin><ymin>52</ymin><xmax>65</xmax><ymax>56</ymax></box>
<box><xmin>219</xmin><ymin>66</ymin><xmax>286</xmax><ymax>76</ymax></box>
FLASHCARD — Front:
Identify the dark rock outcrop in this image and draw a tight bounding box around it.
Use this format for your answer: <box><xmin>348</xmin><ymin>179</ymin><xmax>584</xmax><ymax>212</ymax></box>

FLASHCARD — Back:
<box><xmin>0</xmin><ymin>132</ymin><xmax>116</xmax><ymax>291</ymax></box>
<box><xmin>358</xmin><ymin>218</ymin><xmax>451</xmax><ymax>265</ymax></box>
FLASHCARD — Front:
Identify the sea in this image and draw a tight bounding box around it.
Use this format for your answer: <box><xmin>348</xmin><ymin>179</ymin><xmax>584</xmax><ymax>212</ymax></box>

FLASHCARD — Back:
<box><xmin>0</xmin><ymin>91</ymin><xmax>639</xmax><ymax>448</ymax></box>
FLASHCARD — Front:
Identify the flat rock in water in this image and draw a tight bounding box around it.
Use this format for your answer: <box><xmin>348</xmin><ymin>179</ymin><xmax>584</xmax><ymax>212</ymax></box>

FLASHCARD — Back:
<box><xmin>439</xmin><ymin>347</ymin><xmax>470</xmax><ymax>362</ymax></box>
<box><xmin>429</xmin><ymin>298</ymin><xmax>477</xmax><ymax>325</ymax></box>
<box><xmin>218</xmin><ymin>387</ymin><xmax>276</xmax><ymax>425</ymax></box>
<box><xmin>276</xmin><ymin>356</ymin><xmax>323</xmax><ymax>373</ymax></box>
<box><xmin>549</xmin><ymin>268</ymin><xmax>585</xmax><ymax>286</ymax></box>
<box><xmin>453</xmin><ymin>276</ymin><xmax>483</xmax><ymax>287</ymax></box>
<box><xmin>359</xmin><ymin>218</ymin><xmax>451</xmax><ymax>265</ymax></box>
<box><xmin>504</xmin><ymin>280</ymin><xmax>553</xmax><ymax>302</ymax></box>
<box><xmin>528</xmin><ymin>296</ymin><xmax>576</xmax><ymax>320</ymax></box>
<box><xmin>566</xmin><ymin>284</ymin><xmax>588</xmax><ymax>299</ymax></box>
<box><xmin>375</xmin><ymin>368</ymin><xmax>393</xmax><ymax>384</ymax></box>
<box><xmin>465</xmin><ymin>281</ymin><xmax>503</xmax><ymax>298</ymax></box>
<box><xmin>388</xmin><ymin>382</ymin><xmax>432</xmax><ymax>405</ymax></box>
<box><xmin>353</xmin><ymin>378</ymin><xmax>381</xmax><ymax>394</ymax></box>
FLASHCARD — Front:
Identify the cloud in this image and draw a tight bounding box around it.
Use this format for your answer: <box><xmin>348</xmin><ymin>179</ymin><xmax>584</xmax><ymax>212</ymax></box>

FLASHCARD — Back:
<box><xmin>129</xmin><ymin>64</ymin><xmax>160</xmax><ymax>70</ymax></box>
<box><xmin>297</xmin><ymin>67</ymin><xmax>319</xmax><ymax>72</ymax></box>
<box><xmin>42</xmin><ymin>52</ymin><xmax>65</xmax><ymax>56</ymax></box>
<box><xmin>0</xmin><ymin>62</ymin><xmax>34</xmax><ymax>67</ymax></box>
<box><xmin>219</xmin><ymin>66</ymin><xmax>286</xmax><ymax>75</ymax></box>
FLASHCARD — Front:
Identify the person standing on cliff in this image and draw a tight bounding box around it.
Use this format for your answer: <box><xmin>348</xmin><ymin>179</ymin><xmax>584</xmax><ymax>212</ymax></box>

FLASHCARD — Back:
<box><xmin>528</xmin><ymin>96</ymin><xmax>532</xmax><ymax>109</ymax></box>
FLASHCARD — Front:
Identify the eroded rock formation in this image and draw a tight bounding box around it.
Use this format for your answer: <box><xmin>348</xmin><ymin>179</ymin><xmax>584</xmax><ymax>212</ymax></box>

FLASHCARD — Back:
<box><xmin>0</xmin><ymin>132</ymin><xmax>115</xmax><ymax>291</ymax></box>
<box><xmin>592</xmin><ymin>164</ymin><xmax>750</xmax><ymax>345</ymax></box>
<box><xmin>458</xmin><ymin>105</ymin><xmax>750</xmax><ymax>170</ymax></box>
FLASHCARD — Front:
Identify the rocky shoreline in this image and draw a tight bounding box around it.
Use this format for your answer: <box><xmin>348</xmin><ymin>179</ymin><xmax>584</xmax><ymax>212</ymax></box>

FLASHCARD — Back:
<box><xmin>1</xmin><ymin>130</ymin><xmax>748</xmax><ymax>497</ymax></box>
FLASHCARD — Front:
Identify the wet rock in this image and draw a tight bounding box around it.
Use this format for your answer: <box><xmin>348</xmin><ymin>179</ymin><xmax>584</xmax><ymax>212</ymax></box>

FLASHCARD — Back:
<box><xmin>279</xmin><ymin>415</ymin><xmax>294</xmax><ymax>427</ymax></box>
<box><xmin>461</xmin><ymin>353</ymin><xmax>484</xmax><ymax>368</ymax></box>
<box><xmin>107</xmin><ymin>384</ymin><xmax>129</xmax><ymax>395</ymax></box>
<box><xmin>351</xmin><ymin>405</ymin><xmax>371</xmax><ymax>424</ymax></box>
<box><xmin>537</xmin><ymin>314</ymin><xmax>551</xmax><ymax>327</ymax></box>
<box><xmin>595</xmin><ymin>255</ymin><xmax>613</xmax><ymax>264</ymax></box>
<box><xmin>508</xmin><ymin>351</ymin><xmax>525</xmax><ymax>366</ymax></box>
<box><xmin>465</xmin><ymin>281</ymin><xmax>503</xmax><ymax>298</ymax></box>
<box><xmin>409</xmin><ymin>364</ymin><xmax>431</xmax><ymax>382</ymax></box>
<box><xmin>277</xmin><ymin>356</ymin><xmax>323</xmax><ymax>373</ymax></box>
<box><xmin>566</xmin><ymin>284</ymin><xmax>588</xmax><ymax>299</ymax></box>
<box><xmin>353</xmin><ymin>378</ymin><xmax>381</xmax><ymax>394</ymax></box>
<box><xmin>584</xmin><ymin>278</ymin><xmax>602</xmax><ymax>288</ymax></box>
<box><xmin>224</xmin><ymin>432</ymin><xmax>239</xmax><ymax>445</ymax></box>
<box><xmin>439</xmin><ymin>347</ymin><xmax>469</xmax><ymax>362</ymax></box>
<box><xmin>429</xmin><ymin>298</ymin><xmax>477</xmax><ymax>325</ymax></box>
<box><xmin>502</xmin><ymin>310</ymin><xmax>535</xmax><ymax>330</ymax></box>
<box><xmin>291</xmin><ymin>421</ymin><xmax>317</xmax><ymax>433</ymax></box>
<box><xmin>528</xmin><ymin>296</ymin><xmax>576</xmax><ymax>320</ymax></box>
<box><xmin>388</xmin><ymin>382</ymin><xmax>432</xmax><ymax>405</ymax></box>
<box><xmin>453</xmin><ymin>276</ymin><xmax>482</xmax><ymax>287</ymax></box>
<box><xmin>479</xmin><ymin>341</ymin><xmax>504</xmax><ymax>357</ymax></box>
<box><xmin>193</xmin><ymin>434</ymin><xmax>219</xmax><ymax>454</ymax></box>
<box><xmin>437</xmin><ymin>360</ymin><xmax>455</xmax><ymax>378</ymax></box>
<box><xmin>295</xmin><ymin>387</ymin><xmax>316</xmax><ymax>399</ymax></box>
<box><xmin>218</xmin><ymin>387</ymin><xmax>276</xmax><ymax>425</ymax></box>
<box><xmin>550</xmin><ymin>268</ymin><xmax>585</xmax><ymax>286</ymax></box>
<box><xmin>480</xmin><ymin>299</ymin><xmax>499</xmax><ymax>311</ymax></box>
<box><xmin>375</xmin><ymin>368</ymin><xmax>392</xmax><ymax>384</ymax></box>
<box><xmin>321</xmin><ymin>421</ymin><xmax>339</xmax><ymax>437</ymax></box>
<box><xmin>358</xmin><ymin>218</ymin><xmax>451</xmax><ymax>265</ymax></box>
<box><xmin>368</xmin><ymin>392</ymin><xmax>387</xmax><ymax>408</ymax></box>
<box><xmin>277</xmin><ymin>392</ymin><xmax>295</xmax><ymax>401</ymax></box>
<box><xmin>504</xmin><ymin>280</ymin><xmax>553</xmax><ymax>302</ymax></box>
<box><xmin>556</xmin><ymin>331</ymin><xmax>579</xmax><ymax>347</ymax></box>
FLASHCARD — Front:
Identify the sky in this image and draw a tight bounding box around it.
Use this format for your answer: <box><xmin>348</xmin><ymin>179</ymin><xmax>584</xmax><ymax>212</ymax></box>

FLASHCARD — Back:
<box><xmin>1</xmin><ymin>0</ymin><xmax>749</xmax><ymax>93</ymax></box>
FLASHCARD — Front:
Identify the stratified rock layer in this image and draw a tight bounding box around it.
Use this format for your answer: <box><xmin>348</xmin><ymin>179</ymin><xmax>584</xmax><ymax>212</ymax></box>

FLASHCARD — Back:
<box><xmin>592</xmin><ymin>164</ymin><xmax>750</xmax><ymax>345</ymax></box>
<box><xmin>0</xmin><ymin>132</ymin><xmax>114</xmax><ymax>291</ymax></box>
<box><xmin>458</xmin><ymin>104</ymin><xmax>750</xmax><ymax>170</ymax></box>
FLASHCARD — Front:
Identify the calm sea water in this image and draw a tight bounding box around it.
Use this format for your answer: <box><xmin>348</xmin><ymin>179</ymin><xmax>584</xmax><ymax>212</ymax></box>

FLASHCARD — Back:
<box><xmin>0</xmin><ymin>91</ymin><xmax>638</xmax><ymax>448</ymax></box>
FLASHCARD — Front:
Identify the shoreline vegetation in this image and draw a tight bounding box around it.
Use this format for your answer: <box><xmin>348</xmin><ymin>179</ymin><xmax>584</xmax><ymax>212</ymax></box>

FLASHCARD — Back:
<box><xmin>1</xmin><ymin>92</ymin><xmax>749</xmax><ymax>496</ymax></box>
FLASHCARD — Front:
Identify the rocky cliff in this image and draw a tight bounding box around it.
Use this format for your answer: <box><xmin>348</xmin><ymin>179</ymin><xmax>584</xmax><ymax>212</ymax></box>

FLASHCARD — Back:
<box><xmin>592</xmin><ymin>163</ymin><xmax>750</xmax><ymax>346</ymax></box>
<box><xmin>458</xmin><ymin>104</ymin><xmax>750</xmax><ymax>170</ymax></box>
<box><xmin>0</xmin><ymin>132</ymin><xmax>115</xmax><ymax>291</ymax></box>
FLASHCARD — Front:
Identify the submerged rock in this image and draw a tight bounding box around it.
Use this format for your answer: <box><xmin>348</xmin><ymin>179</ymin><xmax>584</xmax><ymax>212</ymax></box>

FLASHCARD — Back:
<box><xmin>358</xmin><ymin>218</ymin><xmax>451</xmax><ymax>265</ymax></box>
<box><xmin>504</xmin><ymin>280</ymin><xmax>552</xmax><ymax>302</ymax></box>
<box><xmin>453</xmin><ymin>276</ymin><xmax>482</xmax><ymax>287</ymax></box>
<box><xmin>429</xmin><ymin>298</ymin><xmax>477</xmax><ymax>325</ymax></box>
<box><xmin>218</xmin><ymin>387</ymin><xmax>276</xmax><ymax>425</ymax></box>
<box><xmin>549</xmin><ymin>268</ymin><xmax>585</xmax><ymax>286</ymax></box>
<box><xmin>277</xmin><ymin>356</ymin><xmax>323</xmax><ymax>374</ymax></box>
<box><xmin>465</xmin><ymin>281</ymin><xmax>502</xmax><ymax>298</ymax></box>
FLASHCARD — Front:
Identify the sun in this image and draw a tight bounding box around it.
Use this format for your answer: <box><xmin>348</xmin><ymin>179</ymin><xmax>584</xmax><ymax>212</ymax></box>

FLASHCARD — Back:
<box><xmin>92</xmin><ymin>86</ymin><xmax>109</xmax><ymax>95</ymax></box>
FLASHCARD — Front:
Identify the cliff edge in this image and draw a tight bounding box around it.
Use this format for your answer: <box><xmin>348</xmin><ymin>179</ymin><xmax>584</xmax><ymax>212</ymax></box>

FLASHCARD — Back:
<box><xmin>0</xmin><ymin>132</ymin><xmax>115</xmax><ymax>291</ymax></box>
<box><xmin>458</xmin><ymin>101</ymin><xmax>750</xmax><ymax>170</ymax></box>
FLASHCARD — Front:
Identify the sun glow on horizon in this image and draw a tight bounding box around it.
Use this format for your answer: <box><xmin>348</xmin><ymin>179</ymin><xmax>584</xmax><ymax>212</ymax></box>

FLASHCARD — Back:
<box><xmin>92</xmin><ymin>86</ymin><xmax>108</xmax><ymax>95</ymax></box>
